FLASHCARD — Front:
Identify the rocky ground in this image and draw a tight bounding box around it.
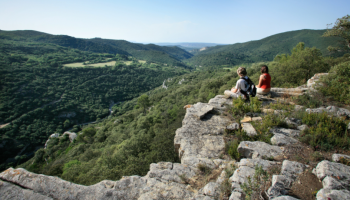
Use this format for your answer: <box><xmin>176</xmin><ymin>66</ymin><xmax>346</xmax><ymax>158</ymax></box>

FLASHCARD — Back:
<box><xmin>1</xmin><ymin>74</ymin><xmax>350</xmax><ymax>200</ymax></box>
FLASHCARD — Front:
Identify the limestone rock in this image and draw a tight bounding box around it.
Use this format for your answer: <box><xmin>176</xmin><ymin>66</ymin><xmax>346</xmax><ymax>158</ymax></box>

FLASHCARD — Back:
<box><xmin>237</xmin><ymin>141</ymin><xmax>284</xmax><ymax>159</ymax></box>
<box><xmin>203</xmin><ymin>182</ymin><xmax>221</xmax><ymax>197</ymax></box>
<box><xmin>44</xmin><ymin>133</ymin><xmax>59</xmax><ymax>148</ymax></box>
<box><xmin>62</xmin><ymin>131</ymin><xmax>77</xmax><ymax>142</ymax></box>
<box><xmin>314</xmin><ymin>160</ymin><xmax>350</xmax><ymax>192</ymax></box>
<box><xmin>229</xmin><ymin>191</ymin><xmax>245</xmax><ymax>200</ymax></box>
<box><xmin>146</xmin><ymin>162</ymin><xmax>196</xmax><ymax>183</ymax></box>
<box><xmin>175</xmin><ymin>100</ymin><xmax>230</xmax><ymax>167</ymax></box>
<box><xmin>332</xmin><ymin>154</ymin><xmax>350</xmax><ymax>163</ymax></box>
<box><xmin>268</xmin><ymin>175</ymin><xmax>293</xmax><ymax>198</ymax></box>
<box><xmin>187</xmin><ymin>102</ymin><xmax>214</xmax><ymax>119</ymax></box>
<box><xmin>337</xmin><ymin>108</ymin><xmax>350</xmax><ymax>118</ymax></box>
<box><xmin>270</xmin><ymin>87</ymin><xmax>307</xmax><ymax>97</ymax></box>
<box><xmin>322</xmin><ymin>176</ymin><xmax>345</xmax><ymax>190</ymax></box>
<box><xmin>294</xmin><ymin>105</ymin><xmax>305</xmax><ymax>111</ymax></box>
<box><xmin>284</xmin><ymin>117</ymin><xmax>301</xmax><ymax>129</ymax></box>
<box><xmin>0</xmin><ymin>180</ymin><xmax>53</xmax><ymax>200</ymax></box>
<box><xmin>267</xmin><ymin>160</ymin><xmax>306</xmax><ymax>199</ymax></box>
<box><xmin>240</xmin><ymin>116</ymin><xmax>262</xmax><ymax>123</ymax></box>
<box><xmin>208</xmin><ymin>95</ymin><xmax>233</xmax><ymax>110</ymax></box>
<box><xmin>271</xmin><ymin>133</ymin><xmax>298</xmax><ymax>146</ymax></box>
<box><xmin>297</xmin><ymin>124</ymin><xmax>308</xmax><ymax>131</ymax></box>
<box><xmin>307</xmin><ymin>73</ymin><xmax>328</xmax><ymax>88</ymax></box>
<box><xmin>314</xmin><ymin>160</ymin><xmax>350</xmax><ymax>181</ymax></box>
<box><xmin>280</xmin><ymin>160</ymin><xmax>306</xmax><ymax>180</ymax></box>
<box><xmin>226</xmin><ymin>123</ymin><xmax>240</xmax><ymax>131</ymax></box>
<box><xmin>306</xmin><ymin>107</ymin><xmax>327</xmax><ymax>114</ymax></box>
<box><xmin>270</xmin><ymin>127</ymin><xmax>300</xmax><ymax>138</ymax></box>
<box><xmin>316</xmin><ymin>188</ymin><xmax>350</xmax><ymax>200</ymax></box>
<box><xmin>238</xmin><ymin>158</ymin><xmax>278</xmax><ymax>171</ymax></box>
<box><xmin>0</xmin><ymin>167</ymin><xmax>195</xmax><ymax>200</ymax></box>
<box><xmin>241</xmin><ymin>123</ymin><xmax>257</xmax><ymax>137</ymax></box>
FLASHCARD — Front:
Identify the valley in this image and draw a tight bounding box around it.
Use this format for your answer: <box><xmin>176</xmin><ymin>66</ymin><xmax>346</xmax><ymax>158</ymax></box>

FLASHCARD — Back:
<box><xmin>0</xmin><ymin>17</ymin><xmax>350</xmax><ymax>199</ymax></box>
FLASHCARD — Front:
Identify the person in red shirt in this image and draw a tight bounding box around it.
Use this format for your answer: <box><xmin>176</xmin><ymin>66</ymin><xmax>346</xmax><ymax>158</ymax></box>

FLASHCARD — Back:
<box><xmin>257</xmin><ymin>65</ymin><xmax>271</xmax><ymax>94</ymax></box>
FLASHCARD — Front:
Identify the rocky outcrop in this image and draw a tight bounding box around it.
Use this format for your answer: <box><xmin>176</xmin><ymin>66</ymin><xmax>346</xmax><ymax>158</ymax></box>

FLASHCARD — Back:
<box><xmin>1</xmin><ymin>90</ymin><xmax>350</xmax><ymax>200</ymax></box>
<box><xmin>174</xmin><ymin>99</ymin><xmax>232</xmax><ymax>168</ymax></box>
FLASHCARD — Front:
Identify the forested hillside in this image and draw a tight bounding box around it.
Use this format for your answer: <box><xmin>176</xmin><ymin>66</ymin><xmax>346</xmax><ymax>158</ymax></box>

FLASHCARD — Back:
<box><xmin>0</xmin><ymin>38</ymin><xmax>186</xmax><ymax>171</ymax></box>
<box><xmin>186</xmin><ymin>29</ymin><xmax>345</xmax><ymax>67</ymax></box>
<box><xmin>0</xmin><ymin>30</ymin><xmax>192</xmax><ymax>67</ymax></box>
<box><xmin>17</xmin><ymin>39</ymin><xmax>350</xmax><ymax>185</ymax></box>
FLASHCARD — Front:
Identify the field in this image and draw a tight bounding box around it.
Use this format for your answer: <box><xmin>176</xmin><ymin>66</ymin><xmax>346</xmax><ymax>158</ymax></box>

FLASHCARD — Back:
<box><xmin>63</xmin><ymin>61</ymin><xmax>116</xmax><ymax>67</ymax></box>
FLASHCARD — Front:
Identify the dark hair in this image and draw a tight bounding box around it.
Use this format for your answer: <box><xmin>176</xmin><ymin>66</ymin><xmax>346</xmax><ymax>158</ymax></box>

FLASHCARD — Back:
<box><xmin>261</xmin><ymin>65</ymin><xmax>269</xmax><ymax>73</ymax></box>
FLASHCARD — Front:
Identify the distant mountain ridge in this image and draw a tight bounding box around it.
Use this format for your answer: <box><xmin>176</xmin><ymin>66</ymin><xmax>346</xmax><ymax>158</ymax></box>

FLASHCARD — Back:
<box><xmin>0</xmin><ymin>30</ymin><xmax>193</xmax><ymax>67</ymax></box>
<box><xmin>186</xmin><ymin>29</ymin><xmax>344</xmax><ymax>67</ymax></box>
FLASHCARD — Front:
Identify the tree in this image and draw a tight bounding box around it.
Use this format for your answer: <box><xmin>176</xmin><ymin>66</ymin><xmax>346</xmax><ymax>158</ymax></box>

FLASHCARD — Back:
<box><xmin>137</xmin><ymin>94</ymin><xmax>150</xmax><ymax>113</ymax></box>
<box><xmin>323</xmin><ymin>15</ymin><xmax>350</xmax><ymax>52</ymax></box>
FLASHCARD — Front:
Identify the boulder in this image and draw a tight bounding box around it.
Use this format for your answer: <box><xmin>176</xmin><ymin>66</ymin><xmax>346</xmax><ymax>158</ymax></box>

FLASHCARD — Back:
<box><xmin>332</xmin><ymin>154</ymin><xmax>350</xmax><ymax>163</ymax></box>
<box><xmin>203</xmin><ymin>182</ymin><xmax>221</xmax><ymax>197</ymax></box>
<box><xmin>241</xmin><ymin>123</ymin><xmax>257</xmax><ymax>137</ymax></box>
<box><xmin>237</xmin><ymin>141</ymin><xmax>284</xmax><ymax>159</ymax></box>
<box><xmin>267</xmin><ymin>160</ymin><xmax>306</xmax><ymax>199</ymax></box>
<box><xmin>316</xmin><ymin>188</ymin><xmax>350</xmax><ymax>200</ymax></box>
<box><xmin>271</xmin><ymin>133</ymin><xmax>298</xmax><ymax>146</ymax></box>
<box><xmin>313</xmin><ymin>160</ymin><xmax>350</xmax><ymax>191</ymax></box>
<box><xmin>284</xmin><ymin>117</ymin><xmax>301</xmax><ymax>129</ymax></box>
<box><xmin>280</xmin><ymin>160</ymin><xmax>306</xmax><ymax>180</ymax></box>
<box><xmin>229</xmin><ymin>191</ymin><xmax>245</xmax><ymax>200</ymax></box>
<box><xmin>226</xmin><ymin>123</ymin><xmax>240</xmax><ymax>131</ymax></box>
<box><xmin>313</xmin><ymin>160</ymin><xmax>350</xmax><ymax>181</ymax></box>
<box><xmin>269</xmin><ymin>127</ymin><xmax>300</xmax><ymax>138</ymax></box>
<box><xmin>297</xmin><ymin>124</ymin><xmax>308</xmax><ymax>131</ymax></box>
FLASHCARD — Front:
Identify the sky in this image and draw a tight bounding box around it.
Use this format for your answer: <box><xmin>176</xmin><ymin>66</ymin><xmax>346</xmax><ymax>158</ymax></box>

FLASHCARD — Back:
<box><xmin>0</xmin><ymin>0</ymin><xmax>349</xmax><ymax>44</ymax></box>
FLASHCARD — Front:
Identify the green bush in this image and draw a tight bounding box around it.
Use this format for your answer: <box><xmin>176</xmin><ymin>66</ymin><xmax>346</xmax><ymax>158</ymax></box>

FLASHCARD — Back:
<box><xmin>318</xmin><ymin>61</ymin><xmax>350</xmax><ymax>104</ymax></box>
<box><xmin>300</xmin><ymin>112</ymin><xmax>349</xmax><ymax>150</ymax></box>
<box><xmin>227</xmin><ymin>140</ymin><xmax>241</xmax><ymax>160</ymax></box>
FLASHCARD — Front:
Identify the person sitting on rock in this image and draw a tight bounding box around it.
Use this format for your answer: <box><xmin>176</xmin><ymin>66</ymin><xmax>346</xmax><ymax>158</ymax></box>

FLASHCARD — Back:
<box><xmin>256</xmin><ymin>65</ymin><xmax>271</xmax><ymax>95</ymax></box>
<box><xmin>224</xmin><ymin>67</ymin><xmax>250</xmax><ymax>99</ymax></box>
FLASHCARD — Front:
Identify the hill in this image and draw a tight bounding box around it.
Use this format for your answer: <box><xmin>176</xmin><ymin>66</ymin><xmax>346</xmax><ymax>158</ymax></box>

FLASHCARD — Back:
<box><xmin>186</xmin><ymin>29</ymin><xmax>344</xmax><ymax>67</ymax></box>
<box><xmin>0</xmin><ymin>30</ymin><xmax>193</xmax><ymax>67</ymax></box>
<box><xmin>0</xmin><ymin>37</ymin><xmax>188</xmax><ymax>170</ymax></box>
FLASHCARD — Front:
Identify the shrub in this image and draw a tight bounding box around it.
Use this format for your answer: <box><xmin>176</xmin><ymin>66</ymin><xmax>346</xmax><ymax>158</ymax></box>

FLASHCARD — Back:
<box><xmin>227</xmin><ymin>140</ymin><xmax>241</xmax><ymax>161</ymax></box>
<box><xmin>300</xmin><ymin>112</ymin><xmax>349</xmax><ymax>150</ymax></box>
<box><xmin>231</xmin><ymin>96</ymin><xmax>261</xmax><ymax>117</ymax></box>
<box><xmin>318</xmin><ymin>61</ymin><xmax>350</xmax><ymax>104</ymax></box>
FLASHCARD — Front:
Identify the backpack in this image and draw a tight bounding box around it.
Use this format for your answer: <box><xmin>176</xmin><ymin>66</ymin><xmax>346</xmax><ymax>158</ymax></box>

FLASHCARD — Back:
<box><xmin>240</xmin><ymin>77</ymin><xmax>257</xmax><ymax>100</ymax></box>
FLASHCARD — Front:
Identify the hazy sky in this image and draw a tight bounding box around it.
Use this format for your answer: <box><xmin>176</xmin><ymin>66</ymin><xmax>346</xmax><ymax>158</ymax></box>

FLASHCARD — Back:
<box><xmin>0</xmin><ymin>0</ymin><xmax>349</xmax><ymax>44</ymax></box>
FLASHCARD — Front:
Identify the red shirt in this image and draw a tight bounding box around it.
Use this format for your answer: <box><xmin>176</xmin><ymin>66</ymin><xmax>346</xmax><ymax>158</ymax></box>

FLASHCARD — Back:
<box><xmin>260</xmin><ymin>73</ymin><xmax>271</xmax><ymax>89</ymax></box>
